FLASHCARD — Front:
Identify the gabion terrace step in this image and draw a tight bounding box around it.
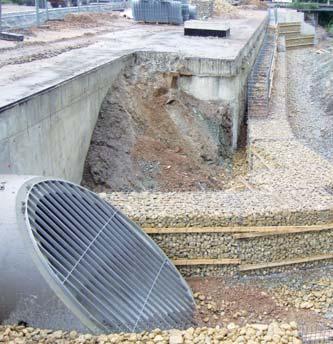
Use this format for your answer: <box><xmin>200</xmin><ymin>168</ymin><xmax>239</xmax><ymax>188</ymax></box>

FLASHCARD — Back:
<box><xmin>145</xmin><ymin>224</ymin><xmax>333</xmax><ymax>275</ymax></box>
<box><xmin>278</xmin><ymin>22</ymin><xmax>301</xmax><ymax>34</ymax></box>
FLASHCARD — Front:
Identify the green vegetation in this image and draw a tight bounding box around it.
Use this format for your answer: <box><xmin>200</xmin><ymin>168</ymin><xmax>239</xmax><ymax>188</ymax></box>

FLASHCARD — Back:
<box><xmin>1</xmin><ymin>0</ymin><xmax>27</xmax><ymax>4</ymax></box>
<box><xmin>287</xmin><ymin>2</ymin><xmax>319</xmax><ymax>9</ymax></box>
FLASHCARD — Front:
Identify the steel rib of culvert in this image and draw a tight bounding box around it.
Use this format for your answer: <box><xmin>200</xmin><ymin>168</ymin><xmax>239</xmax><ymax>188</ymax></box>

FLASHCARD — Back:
<box><xmin>26</xmin><ymin>180</ymin><xmax>192</xmax><ymax>330</ymax></box>
<box><xmin>132</xmin><ymin>258</ymin><xmax>168</xmax><ymax>332</ymax></box>
<box><xmin>29</xmin><ymin>217</ymin><xmax>161</xmax><ymax>331</ymax></box>
<box><xmin>28</xmin><ymin>220</ymin><xmax>129</xmax><ymax>331</ymax></box>
<box><xmin>28</xmin><ymin>191</ymin><xmax>179</xmax><ymax>328</ymax></box>
<box><xmin>27</xmin><ymin>199</ymin><xmax>149</xmax><ymax>322</ymax></box>
<box><xmin>46</xmin><ymin>183</ymin><xmax>191</xmax><ymax>310</ymax></box>
<box><xmin>30</xmin><ymin>207</ymin><xmax>175</xmax><ymax>328</ymax></box>
<box><xmin>111</xmin><ymin>213</ymin><xmax>194</xmax><ymax>310</ymax></box>
<box><xmin>61</xmin><ymin>211</ymin><xmax>117</xmax><ymax>285</ymax></box>
<box><xmin>82</xmin><ymin>204</ymin><xmax>194</xmax><ymax>316</ymax></box>
<box><xmin>27</xmin><ymin>198</ymin><xmax>167</xmax><ymax>330</ymax></box>
<box><xmin>77</xmin><ymin>196</ymin><xmax>195</xmax><ymax>323</ymax></box>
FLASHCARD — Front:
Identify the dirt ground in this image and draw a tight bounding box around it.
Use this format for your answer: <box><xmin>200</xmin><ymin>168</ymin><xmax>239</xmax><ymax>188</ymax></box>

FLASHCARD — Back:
<box><xmin>188</xmin><ymin>266</ymin><xmax>333</xmax><ymax>337</ymax></box>
<box><xmin>0</xmin><ymin>12</ymin><xmax>138</xmax><ymax>65</ymax></box>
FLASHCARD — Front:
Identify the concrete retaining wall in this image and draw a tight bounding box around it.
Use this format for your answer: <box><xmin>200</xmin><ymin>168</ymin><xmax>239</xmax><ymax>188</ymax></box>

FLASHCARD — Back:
<box><xmin>0</xmin><ymin>55</ymin><xmax>133</xmax><ymax>183</ymax></box>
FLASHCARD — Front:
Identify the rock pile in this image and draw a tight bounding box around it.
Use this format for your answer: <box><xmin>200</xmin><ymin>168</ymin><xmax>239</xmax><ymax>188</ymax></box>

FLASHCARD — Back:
<box><xmin>0</xmin><ymin>322</ymin><xmax>302</xmax><ymax>343</ymax></box>
<box><xmin>194</xmin><ymin>292</ymin><xmax>221</xmax><ymax>322</ymax></box>
<box><xmin>190</xmin><ymin>0</ymin><xmax>214</xmax><ymax>19</ymax></box>
<box><xmin>214</xmin><ymin>0</ymin><xmax>240</xmax><ymax>18</ymax></box>
<box><xmin>272</xmin><ymin>278</ymin><xmax>333</xmax><ymax>314</ymax></box>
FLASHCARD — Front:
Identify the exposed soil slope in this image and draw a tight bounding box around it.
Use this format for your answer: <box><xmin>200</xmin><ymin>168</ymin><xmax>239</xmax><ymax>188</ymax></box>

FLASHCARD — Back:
<box><xmin>82</xmin><ymin>66</ymin><xmax>244</xmax><ymax>192</ymax></box>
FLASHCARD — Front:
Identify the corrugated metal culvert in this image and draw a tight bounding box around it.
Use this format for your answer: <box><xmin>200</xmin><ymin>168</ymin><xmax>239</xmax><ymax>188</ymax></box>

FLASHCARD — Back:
<box><xmin>0</xmin><ymin>175</ymin><xmax>195</xmax><ymax>334</ymax></box>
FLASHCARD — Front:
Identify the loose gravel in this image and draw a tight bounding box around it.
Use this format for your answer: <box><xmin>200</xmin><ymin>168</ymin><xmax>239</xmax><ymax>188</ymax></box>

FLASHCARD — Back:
<box><xmin>0</xmin><ymin>322</ymin><xmax>302</xmax><ymax>343</ymax></box>
<box><xmin>287</xmin><ymin>44</ymin><xmax>333</xmax><ymax>163</ymax></box>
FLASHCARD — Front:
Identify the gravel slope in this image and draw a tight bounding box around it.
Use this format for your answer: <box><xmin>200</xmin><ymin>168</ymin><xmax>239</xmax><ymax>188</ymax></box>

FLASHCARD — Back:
<box><xmin>287</xmin><ymin>42</ymin><xmax>333</xmax><ymax>163</ymax></box>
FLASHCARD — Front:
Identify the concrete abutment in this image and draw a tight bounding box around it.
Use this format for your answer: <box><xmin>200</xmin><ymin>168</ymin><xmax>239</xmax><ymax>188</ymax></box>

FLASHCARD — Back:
<box><xmin>0</xmin><ymin>13</ymin><xmax>268</xmax><ymax>183</ymax></box>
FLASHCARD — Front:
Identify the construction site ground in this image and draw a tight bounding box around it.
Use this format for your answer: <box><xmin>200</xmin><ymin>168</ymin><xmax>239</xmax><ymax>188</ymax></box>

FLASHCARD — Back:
<box><xmin>0</xmin><ymin>8</ymin><xmax>333</xmax><ymax>342</ymax></box>
<box><xmin>189</xmin><ymin>266</ymin><xmax>333</xmax><ymax>333</ymax></box>
<box><xmin>0</xmin><ymin>12</ymin><xmax>139</xmax><ymax>65</ymax></box>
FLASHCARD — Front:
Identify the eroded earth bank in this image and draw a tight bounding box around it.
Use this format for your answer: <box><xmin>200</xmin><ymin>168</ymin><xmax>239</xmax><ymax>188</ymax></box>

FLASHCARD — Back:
<box><xmin>82</xmin><ymin>64</ymin><xmax>246</xmax><ymax>192</ymax></box>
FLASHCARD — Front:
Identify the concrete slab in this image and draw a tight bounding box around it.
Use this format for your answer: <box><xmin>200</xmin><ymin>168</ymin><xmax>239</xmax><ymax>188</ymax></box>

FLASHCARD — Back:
<box><xmin>0</xmin><ymin>10</ymin><xmax>267</xmax><ymax>109</ymax></box>
<box><xmin>0</xmin><ymin>32</ymin><xmax>24</xmax><ymax>42</ymax></box>
<box><xmin>184</xmin><ymin>20</ymin><xmax>230</xmax><ymax>37</ymax></box>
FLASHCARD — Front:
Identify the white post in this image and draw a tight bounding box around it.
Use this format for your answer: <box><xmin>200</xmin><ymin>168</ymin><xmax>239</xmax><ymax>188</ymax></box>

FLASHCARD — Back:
<box><xmin>0</xmin><ymin>0</ymin><xmax>2</xmax><ymax>33</ymax></box>
<box><xmin>35</xmin><ymin>0</ymin><xmax>40</xmax><ymax>26</ymax></box>
<box><xmin>45</xmin><ymin>0</ymin><xmax>49</xmax><ymax>20</ymax></box>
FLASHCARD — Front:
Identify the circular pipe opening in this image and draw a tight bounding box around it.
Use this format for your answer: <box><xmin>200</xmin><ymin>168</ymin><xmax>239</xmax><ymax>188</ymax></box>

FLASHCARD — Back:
<box><xmin>25</xmin><ymin>179</ymin><xmax>195</xmax><ymax>333</ymax></box>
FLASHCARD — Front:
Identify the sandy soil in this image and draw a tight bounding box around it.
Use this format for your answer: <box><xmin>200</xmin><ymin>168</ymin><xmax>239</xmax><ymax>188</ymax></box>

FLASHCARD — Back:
<box><xmin>0</xmin><ymin>12</ymin><xmax>137</xmax><ymax>65</ymax></box>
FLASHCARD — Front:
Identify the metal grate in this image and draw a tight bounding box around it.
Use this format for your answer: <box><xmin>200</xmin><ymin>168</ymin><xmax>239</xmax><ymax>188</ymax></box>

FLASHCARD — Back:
<box><xmin>26</xmin><ymin>180</ymin><xmax>195</xmax><ymax>333</ymax></box>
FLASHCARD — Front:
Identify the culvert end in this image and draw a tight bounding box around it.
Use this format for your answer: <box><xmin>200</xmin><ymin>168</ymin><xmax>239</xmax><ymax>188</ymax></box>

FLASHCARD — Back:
<box><xmin>10</xmin><ymin>177</ymin><xmax>195</xmax><ymax>333</ymax></box>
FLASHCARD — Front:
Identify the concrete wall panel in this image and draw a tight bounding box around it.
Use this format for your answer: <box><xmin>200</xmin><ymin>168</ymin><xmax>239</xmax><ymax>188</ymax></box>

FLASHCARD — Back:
<box><xmin>0</xmin><ymin>55</ymin><xmax>132</xmax><ymax>183</ymax></box>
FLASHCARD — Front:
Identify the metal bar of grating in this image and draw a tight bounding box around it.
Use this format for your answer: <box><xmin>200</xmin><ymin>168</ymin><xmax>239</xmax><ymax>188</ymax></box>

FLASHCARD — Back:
<box><xmin>26</xmin><ymin>180</ymin><xmax>195</xmax><ymax>333</ymax></box>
